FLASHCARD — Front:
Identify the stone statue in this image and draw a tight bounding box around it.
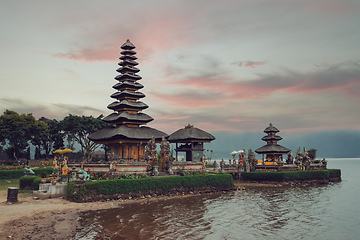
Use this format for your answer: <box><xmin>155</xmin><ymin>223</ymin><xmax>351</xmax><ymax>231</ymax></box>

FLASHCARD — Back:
<box><xmin>62</xmin><ymin>156</ymin><xmax>69</xmax><ymax>175</ymax></box>
<box><xmin>248</xmin><ymin>149</ymin><xmax>257</xmax><ymax>172</ymax></box>
<box><xmin>302</xmin><ymin>147</ymin><xmax>310</xmax><ymax>170</ymax></box>
<box><xmin>145</xmin><ymin>137</ymin><xmax>158</xmax><ymax>175</ymax></box>
<box><xmin>24</xmin><ymin>167</ymin><xmax>35</xmax><ymax>176</ymax></box>
<box><xmin>213</xmin><ymin>160</ymin><xmax>219</xmax><ymax>171</ymax></box>
<box><xmin>321</xmin><ymin>158</ymin><xmax>328</xmax><ymax>168</ymax></box>
<box><xmin>220</xmin><ymin>159</ymin><xmax>225</xmax><ymax>173</ymax></box>
<box><xmin>53</xmin><ymin>156</ymin><xmax>59</xmax><ymax>175</ymax></box>
<box><xmin>77</xmin><ymin>169</ymin><xmax>90</xmax><ymax>180</ymax></box>
<box><xmin>160</xmin><ymin>137</ymin><xmax>173</xmax><ymax>174</ymax></box>
<box><xmin>286</xmin><ymin>150</ymin><xmax>294</xmax><ymax>164</ymax></box>
<box><xmin>294</xmin><ymin>147</ymin><xmax>302</xmax><ymax>167</ymax></box>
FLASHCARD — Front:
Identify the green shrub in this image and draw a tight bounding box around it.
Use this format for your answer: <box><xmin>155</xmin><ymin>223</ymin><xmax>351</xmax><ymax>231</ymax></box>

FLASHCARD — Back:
<box><xmin>33</xmin><ymin>167</ymin><xmax>53</xmax><ymax>176</ymax></box>
<box><xmin>0</xmin><ymin>167</ymin><xmax>53</xmax><ymax>180</ymax></box>
<box><xmin>241</xmin><ymin>169</ymin><xmax>341</xmax><ymax>182</ymax></box>
<box><xmin>328</xmin><ymin>169</ymin><xmax>341</xmax><ymax>178</ymax></box>
<box><xmin>19</xmin><ymin>176</ymin><xmax>41</xmax><ymax>190</ymax></box>
<box><xmin>0</xmin><ymin>169</ymin><xmax>24</xmax><ymax>180</ymax></box>
<box><xmin>67</xmin><ymin>173</ymin><xmax>234</xmax><ymax>202</ymax></box>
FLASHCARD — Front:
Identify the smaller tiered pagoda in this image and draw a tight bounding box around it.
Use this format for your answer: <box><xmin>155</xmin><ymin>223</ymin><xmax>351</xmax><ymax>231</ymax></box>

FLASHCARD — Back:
<box><xmin>255</xmin><ymin>123</ymin><xmax>290</xmax><ymax>163</ymax></box>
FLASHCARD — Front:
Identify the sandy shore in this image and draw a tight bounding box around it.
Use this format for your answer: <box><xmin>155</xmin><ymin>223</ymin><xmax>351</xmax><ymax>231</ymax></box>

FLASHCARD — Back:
<box><xmin>0</xmin><ymin>190</ymin><xmax>183</xmax><ymax>240</ymax></box>
<box><xmin>0</xmin><ymin>188</ymin><xmax>230</xmax><ymax>240</ymax></box>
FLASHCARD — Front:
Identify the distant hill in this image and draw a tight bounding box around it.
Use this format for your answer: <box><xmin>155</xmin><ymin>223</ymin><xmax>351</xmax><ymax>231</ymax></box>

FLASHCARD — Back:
<box><xmin>203</xmin><ymin>130</ymin><xmax>360</xmax><ymax>159</ymax></box>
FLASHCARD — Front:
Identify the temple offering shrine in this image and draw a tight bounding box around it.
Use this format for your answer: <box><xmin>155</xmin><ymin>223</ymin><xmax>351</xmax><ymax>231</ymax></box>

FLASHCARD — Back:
<box><xmin>255</xmin><ymin>123</ymin><xmax>290</xmax><ymax>164</ymax></box>
<box><xmin>168</xmin><ymin>124</ymin><xmax>215</xmax><ymax>162</ymax></box>
<box><xmin>88</xmin><ymin>40</ymin><xmax>168</xmax><ymax>161</ymax></box>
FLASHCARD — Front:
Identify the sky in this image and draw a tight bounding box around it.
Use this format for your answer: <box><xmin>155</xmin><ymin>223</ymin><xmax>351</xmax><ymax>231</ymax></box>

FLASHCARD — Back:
<box><xmin>1</xmin><ymin>0</ymin><xmax>360</xmax><ymax>156</ymax></box>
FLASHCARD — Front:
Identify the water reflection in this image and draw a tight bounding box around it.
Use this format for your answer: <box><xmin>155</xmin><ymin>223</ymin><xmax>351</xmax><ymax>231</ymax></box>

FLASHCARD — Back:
<box><xmin>76</xmin><ymin>159</ymin><xmax>359</xmax><ymax>240</ymax></box>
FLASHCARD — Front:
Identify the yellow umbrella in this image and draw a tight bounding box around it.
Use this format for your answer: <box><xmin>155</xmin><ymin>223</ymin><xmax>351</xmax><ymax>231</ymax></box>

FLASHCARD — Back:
<box><xmin>53</xmin><ymin>148</ymin><xmax>73</xmax><ymax>155</ymax></box>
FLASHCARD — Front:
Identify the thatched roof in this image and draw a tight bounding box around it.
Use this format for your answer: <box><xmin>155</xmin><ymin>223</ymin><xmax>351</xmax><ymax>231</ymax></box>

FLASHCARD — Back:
<box><xmin>102</xmin><ymin>112</ymin><xmax>153</xmax><ymax>124</ymax></box>
<box><xmin>168</xmin><ymin>124</ymin><xmax>215</xmax><ymax>143</ymax></box>
<box><xmin>121</xmin><ymin>39</ymin><xmax>135</xmax><ymax>50</ymax></box>
<box><xmin>112</xmin><ymin>81</ymin><xmax>143</xmax><ymax>90</ymax></box>
<box><xmin>115</xmin><ymin>73</ymin><xmax>142</xmax><ymax>81</ymax></box>
<box><xmin>118</xmin><ymin>59</ymin><xmax>138</xmax><ymax>66</ymax></box>
<box><xmin>120</xmin><ymin>50</ymin><xmax>136</xmax><ymax>55</ymax></box>
<box><xmin>116</xmin><ymin>66</ymin><xmax>140</xmax><ymax>74</ymax></box>
<box><xmin>119</xmin><ymin>55</ymin><xmax>137</xmax><ymax>61</ymax></box>
<box><xmin>88</xmin><ymin>125</ymin><xmax>168</xmax><ymax>142</ymax></box>
<box><xmin>255</xmin><ymin>144</ymin><xmax>290</xmax><ymax>154</ymax></box>
<box><xmin>264</xmin><ymin>123</ymin><xmax>279</xmax><ymax>133</ymax></box>
<box><xmin>261</xmin><ymin>135</ymin><xmax>283</xmax><ymax>141</ymax></box>
<box><xmin>110</xmin><ymin>90</ymin><xmax>145</xmax><ymax>100</ymax></box>
<box><xmin>107</xmin><ymin>100</ymin><xmax>148</xmax><ymax>111</ymax></box>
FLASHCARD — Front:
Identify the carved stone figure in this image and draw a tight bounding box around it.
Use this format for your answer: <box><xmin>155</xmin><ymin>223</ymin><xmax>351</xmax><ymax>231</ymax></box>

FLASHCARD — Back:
<box><xmin>145</xmin><ymin>137</ymin><xmax>158</xmax><ymax>175</ymax></box>
<box><xmin>248</xmin><ymin>149</ymin><xmax>257</xmax><ymax>172</ymax></box>
<box><xmin>321</xmin><ymin>158</ymin><xmax>328</xmax><ymax>168</ymax></box>
<box><xmin>302</xmin><ymin>147</ymin><xmax>310</xmax><ymax>170</ymax></box>
<box><xmin>213</xmin><ymin>160</ymin><xmax>219</xmax><ymax>171</ymax></box>
<box><xmin>62</xmin><ymin>156</ymin><xmax>69</xmax><ymax>175</ymax></box>
<box><xmin>53</xmin><ymin>156</ymin><xmax>59</xmax><ymax>175</ymax></box>
<box><xmin>294</xmin><ymin>147</ymin><xmax>302</xmax><ymax>167</ymax></box>
<box><xmin>286</xmin><ymin>150</ymin><xmax>294</xmax><ymax>164</ymax></box>
<box><xmin>77</xmin><ymin>169</ymin><xmax>90</xmax><ymax>180</ymax></box>
<box><xmin>24</xmin><ymin>167</ymin><xmax>35</xmax><ymax>176</ymax></box>
<box><xmin>160</xmin><ymin>136</ymin><xmax>173</xmax><ymax>174</ymax></box>
<box><xmin>220</xmin><ymin>159</ymin><xmax>225</xmax><ymax>173</ymax></box>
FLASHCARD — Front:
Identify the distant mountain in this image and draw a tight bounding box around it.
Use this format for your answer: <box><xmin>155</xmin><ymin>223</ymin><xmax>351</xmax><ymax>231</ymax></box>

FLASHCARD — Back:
<box><xmin>202</xmin><ymin>130</ymin><xmax>360</xmax><ymax>159</ymax></box>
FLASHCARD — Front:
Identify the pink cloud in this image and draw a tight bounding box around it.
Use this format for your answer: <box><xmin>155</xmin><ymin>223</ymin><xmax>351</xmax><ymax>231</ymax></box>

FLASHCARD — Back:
<box><xmin>53</xmin><ymin>4</ymin><xmax>199</xmax><ymax>63</ymax></box>
<box><xmin>54</xmin><ymin>43</ymin><xmax>117</xmax><ymax>62</ymax></box>
<box><xmin>151</xmin><ymin>89</ymin><xmax>229</xmax><ymax>109</ymax></box>
<box><xmin>162</xmin><ymin>61</ymin><xmax>360</xmax><ymax>105</ymax></box>
<box><xmin>303</xmin><ymin>1</ymin><xmax>356</xmax><ymax>16</ymax></box>
<box><xmin>234</xmin><ymin>61</ymin><xmax>267</xmax><ymax>68</ymax></box>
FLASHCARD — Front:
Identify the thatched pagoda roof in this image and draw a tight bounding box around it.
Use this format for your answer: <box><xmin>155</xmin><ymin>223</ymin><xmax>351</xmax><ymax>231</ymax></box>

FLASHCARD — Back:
<box><xmin>168</xmin><ymin>124</ymin><xmax>215</xmax><ymax>143</ymax></box>
<box><xmin>102</xmin><ymin>112</ymin><xmax>153</xmax><ymax>124</ymax></box>
<box><xmin>107</xmin><ymin>100</ymin><xmax>148</xmax><ymax>111</ymax></box>
<box><xmin>264</xmin><ymin>123</ymin><xmax>279</xmax><ymax>133</ymax></box>
<box><xmin>88</xmin><ymin>125</ymin><xmax>168</xmax><ymax>142</ymax></box>
<box><xmin>255</xmin><ymin>144</ymin><xmax>290</xmax><ymax>154</ymax></box>
<box><xmin>112</xmin><ymin>81</ymin><xmax>143</xmax><ymax>90</ymax></box>
<box><xmin>261</xmin><ymin>135</ymin><xmax>283</xmax><ymax>141</ymax></box>
<box><xmin>110</xmin><ymin>90</ymin><xmax>145</xmax><ymax>100</ymax></box>
<box><xmin>121</xmin><ymin>39</ymin><xmax>135</xmax><ymax>50</ymax></box>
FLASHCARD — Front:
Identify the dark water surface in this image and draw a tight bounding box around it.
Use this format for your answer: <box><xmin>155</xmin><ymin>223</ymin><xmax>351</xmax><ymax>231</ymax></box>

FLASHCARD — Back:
<box><xmin>75</xmin><ymin>159</ymin><xmax>360</xmax><ymax>240</ymax></box>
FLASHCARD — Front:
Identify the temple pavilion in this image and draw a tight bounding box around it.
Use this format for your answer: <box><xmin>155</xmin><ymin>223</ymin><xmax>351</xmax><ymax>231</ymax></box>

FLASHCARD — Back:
<box><xmin>88</xmin><ymin>39</ymin><xmax>168</xmax><ymax>161</ymax></box>
<box><xmin>168</xmin><ymin>124</ymin><xmax>215</xmax><ymax>162</ymax></box>
<box><xmin>255</xmin><ymin>123</ymin><xmax>290</xmax><ymax>163</ymax></box>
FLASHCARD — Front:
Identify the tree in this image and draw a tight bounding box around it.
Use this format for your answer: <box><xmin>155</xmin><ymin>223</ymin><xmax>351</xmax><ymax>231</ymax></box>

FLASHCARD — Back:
<box><xmin>0</xmin><ymin>110</ymin><xmax>37</xmax><ymax>161</ymax></box>
<box><xmin>60</xmin><ymin>114</ymin><xmax>107</xmax><ymax>161</ymax></box>
<box><xmin>32</xmin><ymin>117</ymin><xmax>64</xmax><ymax>160</ymax></box>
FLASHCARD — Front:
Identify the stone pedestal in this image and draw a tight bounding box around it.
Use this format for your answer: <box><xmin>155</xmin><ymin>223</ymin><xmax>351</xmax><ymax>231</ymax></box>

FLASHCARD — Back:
<box><xmin>7</xmin><ymin>187</ymin><xmax>18</xmax><ymax>203</ymax></box>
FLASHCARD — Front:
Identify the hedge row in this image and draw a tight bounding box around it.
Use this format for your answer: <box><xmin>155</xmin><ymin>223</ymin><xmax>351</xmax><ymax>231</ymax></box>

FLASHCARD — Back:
<box><xmin>0</xmin><ymin>167</ymin><xmax>53</xmax><ymax>180</ymax></box>
<box><xmin>0</xmin><ymin>169</ymin><xmax>24</xmax><ymax>180</ymax></box>
<box><xmin>241</xmin><ymin>169</ymin><xmax>341</xmax><ymax>182</ymax></box>
<box><xmin>19</xmin><ymin>176</ymin><xmax>41</xmax><ymax>190</ymax></box>
<box><xmin>67</xmin><ymin>173</ymin><xmax>234</xmax><ymax>202</ymax></box>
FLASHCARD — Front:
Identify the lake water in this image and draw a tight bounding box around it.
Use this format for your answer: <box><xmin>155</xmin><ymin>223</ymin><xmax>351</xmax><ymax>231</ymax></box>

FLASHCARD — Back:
<box><xmin>75</xmin><ymin>159</ymin><xmax>360</xmax><ymax>240</ymax></box>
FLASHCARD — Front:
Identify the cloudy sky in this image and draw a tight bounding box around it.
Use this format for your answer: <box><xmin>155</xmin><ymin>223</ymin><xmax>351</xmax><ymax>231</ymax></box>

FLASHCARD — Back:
<box><xmin>1</xmin><ymin>0</ymin><xmax>360</xmax><ymax>136</ymax></box>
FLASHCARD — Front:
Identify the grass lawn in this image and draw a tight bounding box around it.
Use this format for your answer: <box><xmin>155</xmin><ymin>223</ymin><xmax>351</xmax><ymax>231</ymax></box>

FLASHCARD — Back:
<box><xmin>0</xmin><ymin>179</ymin><xmax>19</xmax><ymax>191</ymax></box>
<box><xmin>0</xmin><ymin>179</ymin><xmax>33</xmax><ymax>198</ymax></box>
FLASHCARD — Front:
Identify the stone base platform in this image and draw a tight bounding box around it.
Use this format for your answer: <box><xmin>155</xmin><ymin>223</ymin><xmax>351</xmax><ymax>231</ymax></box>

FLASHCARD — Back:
<box><xmin>33</xmin><ymin>182</ymin><xmax>67</xmax><ymax>199</ymax></box>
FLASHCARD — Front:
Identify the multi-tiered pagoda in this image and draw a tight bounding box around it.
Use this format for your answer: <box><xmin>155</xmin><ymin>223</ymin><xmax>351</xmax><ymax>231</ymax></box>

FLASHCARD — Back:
<box><xmin>88</xmin><ymin>39</ymin><xmax>168</xmax><ymax>161</ymax></box>
<box><xmin>255</xmin><ymin>123</ymin><xmax>290</xmax><ymax>163</ymax></box>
